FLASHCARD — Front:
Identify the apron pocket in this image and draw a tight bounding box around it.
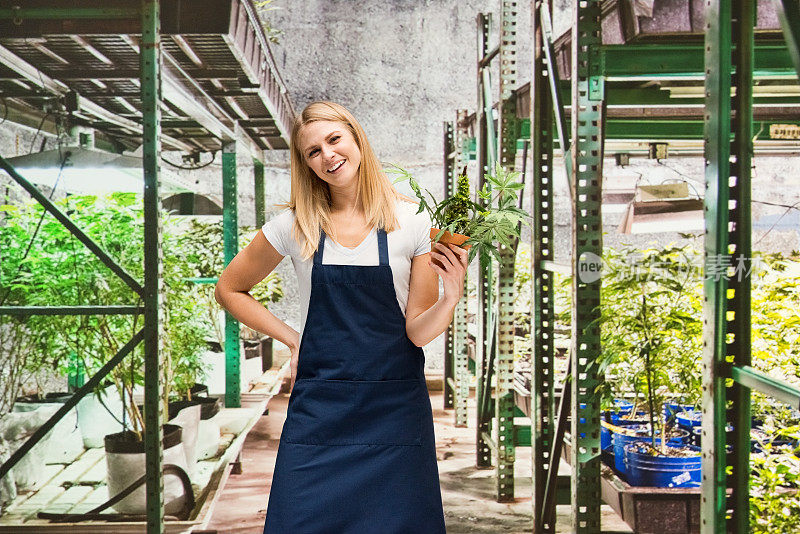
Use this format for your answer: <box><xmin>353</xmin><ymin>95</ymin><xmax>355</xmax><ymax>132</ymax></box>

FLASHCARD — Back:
<box><xmin>283</xmin><ymin>379</ymin><xmax>423</xmax><ymax>447</ymax></box>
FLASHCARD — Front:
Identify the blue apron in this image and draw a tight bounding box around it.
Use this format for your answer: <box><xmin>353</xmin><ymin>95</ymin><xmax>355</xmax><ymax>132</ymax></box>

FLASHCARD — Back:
<box><xmin>263</xmin><ymin>228</ymin><xmax>446</xmax><ymax>534</ymax></box>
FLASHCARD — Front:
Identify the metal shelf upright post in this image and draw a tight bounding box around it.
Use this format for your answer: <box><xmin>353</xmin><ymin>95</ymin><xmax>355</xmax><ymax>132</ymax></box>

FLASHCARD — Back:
<box><xmin>453</xmin><ymin>108</ymin><xmax>472</xmax><ymax>429</ymax></box>
<box><xmin>141</xmin><ymin>1</ymin><xmax>166</xmax><ymax>530</ymax></box>
<box><xmin>703</xmin><ymin>0</ymin><xmax>800</xmax><ymax>531</ymax></box>
<box><xmin>442</xmin><ymin>110</ymin><xmax>472</xmax><ymax>427</ymax></box>
<box><xmin>223</xmin><ymin>140</ymin><xmax>241</xmax><ymax>409</ymax></box>
<box><xmin>495</xmin><ymin>0</ymin><xmax>521</xmax><ymax>503</ymax></box>
<box><xmin>530</xmin><ymin>0</ymin><xmax>557</xmax><ymax>530</ymax></box>
<box><xmin>475</xmin><ymin>11</ymin><xmax>495</xmax><ymax>471</ymax></box>
<box><xmin>567</xmin><ymin>0</ymin><xmax>605</xmax><ymax>526</ymax></box>
<box><xmin>254</xmin><ymin>157</ymin><xmax>266</xmax><ymax>228</ymax></box>
<box><xmin>475</xmin><ymin>2</ymin><xmax>523</xmax><ymax>501</ymax></box>
<box><xmin>443</xmin><ymin>119</ymin><xmax>457</xmax><ymax>411</ymax></box>
<box><xmin>529</xmin><ymin>0</ymin><xmax>605</xmax><ymax>529</ymax></box>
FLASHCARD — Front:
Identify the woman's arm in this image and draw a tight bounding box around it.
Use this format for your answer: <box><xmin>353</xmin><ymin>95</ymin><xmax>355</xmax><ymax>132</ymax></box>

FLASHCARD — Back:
<box><xmin>214</xmin><ymin>230</ymin><xmax>301</xmax><ymax>388</ymax></box>
<box><xmin>405</xmin><ymin>242</ymin><xmax>469</xmax><ymax>347</ymax></box>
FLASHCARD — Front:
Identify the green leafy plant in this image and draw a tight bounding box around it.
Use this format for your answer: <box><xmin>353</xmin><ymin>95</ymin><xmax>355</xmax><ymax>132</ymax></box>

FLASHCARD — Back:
<box><xmin>750</xmin><ymin>447</ymin><xmax>800</xmax><ymax>533</ymax></box>
<box><xmin>596</xmin><ymin>245</ymin><xmax>704</xmax><ymax>451</ymax></box>
<box><xmin>386</xmin><ymin>162</ymin><xmax>530</xmax><ymax>269</ymax></box>
<box><xmin>0</xmin><ymin>191</ymin><xmax>277</xmax><ymax>436</ymax></box>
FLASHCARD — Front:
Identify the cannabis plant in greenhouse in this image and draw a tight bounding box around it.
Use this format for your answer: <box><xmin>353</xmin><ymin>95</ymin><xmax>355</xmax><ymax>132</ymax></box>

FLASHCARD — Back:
<box><xmin>597</xmin><ymin>245</ymin><xmax>704</xmax><ymax>452</ymax></box>
<box><xmin>0</xmin><ymin>190</ymin><xmax>220</xmax><ymax>435</ymax></box>
<box><xmin>386</xmin><ymin>162</ymin><xmax>530</xmax><ymax>269</ymax></box>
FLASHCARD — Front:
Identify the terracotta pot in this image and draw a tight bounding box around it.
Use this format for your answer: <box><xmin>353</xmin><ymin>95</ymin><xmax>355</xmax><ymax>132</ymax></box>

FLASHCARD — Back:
<box><xmin>429</xmin><ymin>228</ymin><xmax>471</xmax><ymax>250</ymax></box>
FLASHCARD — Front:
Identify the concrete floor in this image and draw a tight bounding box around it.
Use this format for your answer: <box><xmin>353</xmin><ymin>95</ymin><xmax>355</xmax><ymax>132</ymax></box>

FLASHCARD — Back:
<box><xmin>204</xmin><ymin>374</ymin><xmax>631</xmax><ymax>534</ymax></box>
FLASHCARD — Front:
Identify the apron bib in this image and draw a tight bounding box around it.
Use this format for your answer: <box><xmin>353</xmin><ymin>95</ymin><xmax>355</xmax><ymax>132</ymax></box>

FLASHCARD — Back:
<box><xmin>263</xmin><ymin>228</ymin><xmax>446</xmax><ymax>534</ymax></box>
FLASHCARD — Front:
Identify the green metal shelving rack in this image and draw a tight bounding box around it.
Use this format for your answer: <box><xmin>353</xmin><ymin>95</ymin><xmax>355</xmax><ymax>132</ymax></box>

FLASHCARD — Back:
<box><xmin>0</xmin><ymin>2</ymin><xmax>289</xmax><ymax>532</ymax></box>
<box><xmin>702</xmin><ymin>0</ymin><xmax>800</xmax><ymax>532</ymax></box>
<box><xmin>445</xmin><ymin>0</ymin><xmax>800</xmax><ymax>532</ymax></box>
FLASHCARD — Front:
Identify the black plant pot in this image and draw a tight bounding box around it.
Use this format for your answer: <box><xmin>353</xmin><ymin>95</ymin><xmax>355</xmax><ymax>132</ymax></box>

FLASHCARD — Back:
<box><xmin>168</xmin><ymin>396</ymin><xmax>222</xmax><ymax>421</ymax></box>
<box><xmin>189</xmin><ymin>383</ymin><xmax>209</xmax><ymax>398</ymax></box>
<box><xmin>104</xmin><ymin>423</ymin><xmax>183</xmax><ymax>454</ymax></box>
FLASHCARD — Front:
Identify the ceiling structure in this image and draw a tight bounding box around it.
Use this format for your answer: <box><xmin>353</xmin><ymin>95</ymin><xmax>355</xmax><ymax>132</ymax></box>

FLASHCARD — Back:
<box><xmin>465</xmin><ymin>0</ymin><xmax>799</xmax><ymax>154</ymax></box>
<box><xmin>0</xmin><ymin>0</ymin><xmax>295</xmax><ymax>159</ymax></box>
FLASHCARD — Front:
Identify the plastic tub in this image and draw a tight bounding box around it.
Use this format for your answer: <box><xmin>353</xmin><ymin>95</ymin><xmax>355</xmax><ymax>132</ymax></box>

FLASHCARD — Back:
<box><xmin>601</xmin><ymin>419</ymin><xmax>648</xmax><ymax>451</ymax></box>
<box><xmin>612</xmin><ymin>425</ymin><xmax>654</xmax><ymax>480</ymax></box>
<box><xmin>676</xmin><ymin>411</ymin><xmax>702</xmax><ymax>444</ymax></box>
<box><xmin>663</xmin><ymin>403</ymin><xmax>695</xmax><ymax>425</ymax></box>
<box><xmin>625</xmin><ymin>443</ymin><xmax>701</xmax><ymax>488</ymax></box>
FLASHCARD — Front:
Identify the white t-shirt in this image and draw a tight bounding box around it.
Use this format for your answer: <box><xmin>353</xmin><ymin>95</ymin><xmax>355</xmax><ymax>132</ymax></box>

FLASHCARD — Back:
<box><xmin>261</xmin><ymin>199</ymin><xmax>432</xmax><ymax>338</ymax></box>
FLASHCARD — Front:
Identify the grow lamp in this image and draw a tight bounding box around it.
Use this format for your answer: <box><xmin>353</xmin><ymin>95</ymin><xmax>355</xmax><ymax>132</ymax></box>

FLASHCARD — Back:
<box><xmin>2</xmin><ymin>147</ymin><xmax>193</xmax><ymax>195</ymax></box>
<box><xmin>618</xmin><ymin>183</ymin><xmax>704</xmax><ymax>234</ymax></box>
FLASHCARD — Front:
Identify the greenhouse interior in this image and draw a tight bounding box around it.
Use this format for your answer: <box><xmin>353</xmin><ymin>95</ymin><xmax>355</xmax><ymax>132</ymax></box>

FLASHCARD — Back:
<box><xmin>1</xmin><ymin>0</ymin><xmax>799</xmax><ymax>533</ymax></box>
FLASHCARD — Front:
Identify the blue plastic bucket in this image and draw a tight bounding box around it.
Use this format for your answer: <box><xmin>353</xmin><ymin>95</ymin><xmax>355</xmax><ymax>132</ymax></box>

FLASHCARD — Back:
<box><xmin>663</xmin><ymin>403</ymin><xmax>695</xmax><ymax>425</ymax></box>
<box><xmin>612</xmin><ymin>425</ymin><xmax>654</xmax><ymax>480</ymax></box>
<box><xmin>676</xmin><ymin>411</ymin><xmax>702</xmax><ymax>444</ymax></box>
<box><xmin>625</xmin><ymin>443</ymin><xmax>701</xmax><ymax>488</ymax></box>
<box><xmin>601</xmin><ymin>419</ymin><xmax>648</xmax><ymax>451</ymax></box>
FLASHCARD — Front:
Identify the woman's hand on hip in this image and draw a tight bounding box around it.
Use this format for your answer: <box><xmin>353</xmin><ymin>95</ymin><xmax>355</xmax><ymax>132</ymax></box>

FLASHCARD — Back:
<box><xmin>429</xmin><ymin>242</ymin><xmax>468</xmax><ymax>304</ymax></box>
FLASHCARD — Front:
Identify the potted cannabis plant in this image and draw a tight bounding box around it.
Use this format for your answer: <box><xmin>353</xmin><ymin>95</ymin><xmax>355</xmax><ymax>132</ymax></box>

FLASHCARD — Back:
<box><xmin>598</xmin><ymin>245</ymin><xmax>703</xmax><ymax>485</ymax></box>
<box><xmin>387</xmin><ymin>163</ymin><xmax>530</xmax><ymax>269</ymax></box>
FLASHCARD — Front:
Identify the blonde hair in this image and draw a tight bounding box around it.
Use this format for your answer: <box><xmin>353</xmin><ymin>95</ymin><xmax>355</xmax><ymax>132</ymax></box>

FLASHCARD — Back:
<box><xmin>284</xmin><ymin>101</ymin><xmax>403</xmax><ymax>260</ymax></box>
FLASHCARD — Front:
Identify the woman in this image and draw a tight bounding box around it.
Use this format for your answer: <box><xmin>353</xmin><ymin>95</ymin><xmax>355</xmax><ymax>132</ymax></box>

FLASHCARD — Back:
<box><xmin>215</xmin><ymin>101</ymin><xmax>467</xmax><ymax>533</ymax></box>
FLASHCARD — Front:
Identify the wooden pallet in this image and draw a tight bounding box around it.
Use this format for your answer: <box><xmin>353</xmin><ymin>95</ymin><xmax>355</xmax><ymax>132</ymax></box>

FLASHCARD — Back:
<box><xmin>0</xmin><ymin>364</ymin><xmax>288</xmax><ymax>533</ymax></box>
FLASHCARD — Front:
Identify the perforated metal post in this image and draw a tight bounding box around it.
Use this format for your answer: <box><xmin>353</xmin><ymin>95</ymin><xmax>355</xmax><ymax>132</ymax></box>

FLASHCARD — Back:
<box><xmin>495</xmin><ymin>0</ymin><xmax>519</xmax><ymax>503</ymax></box>
<box><xmin>254</xmin><ymin>157</ymin><xmax>265</xmax><ymax>228</ymax></box>
<box><xmin>476</xmin><ymin>11</ymin><xmax>494</xmax><ymax>470</ymax></box>
<box><xmin>141</xmin><ymin>0</ymin><xmax>165</xmax><ymax>531</ymax></box>
<box><xmin>223</xmin><ymin>141</ymin><xmax>241</xmax><ymax>408</ymax></box>
<box><xmin>443</xmin><ymin>120</ymin><xmax>457</xmax><ymax>410</ymax></box>
<box><xmin>531</xmin><ymin>0</ymin><xmax>557</xmax><ymax>530</ymax></box>
<box><xmin>569</xmin><ymin>0</ymin><xmax>604</xmax><ymax>529</ymax></box>
<box><xmin>703</xmin><ymin>0</ymin><xmax>733</xmax><ymax>530</ymax></box>
<box><xmin>702</xmin><ymin>0</ymin><xmax>754</xmax><ymax>531</ymax></box>
<box><xmin>728</xmin><ymin>0</ymin><xmax>754</xmax><ymax>529</ymax></box>
<box><xmin>453</xmin><ymin>109</ymin><xmax>471</xmax><ymax>428</ymax></box>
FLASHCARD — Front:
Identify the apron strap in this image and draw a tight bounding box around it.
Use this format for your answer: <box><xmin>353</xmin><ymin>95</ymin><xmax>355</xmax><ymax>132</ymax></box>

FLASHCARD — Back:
<box><xmin>377</xmin><ymin>228</ymin><xmax>389</xmax><ymax>266</ymax></box>
<box><xmin>314</xmin><ymin>231</ymin><xmax>326</xmax><ymax>265</ymax></box>
<box><xmin>313</xmin><ymin>228</ymin><xmax>389</xmax><ymax>266</ymax></box>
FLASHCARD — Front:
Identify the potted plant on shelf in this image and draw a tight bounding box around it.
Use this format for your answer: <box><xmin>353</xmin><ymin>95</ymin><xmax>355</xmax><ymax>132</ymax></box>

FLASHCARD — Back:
<box><xmin>386</xmin><ymin>162</ymin><xmax>530</xmax><ymax>269</ymax></box>
<box><xmin>598</xmin><ymin>244</ymin><xmax>704</xmax><ymax>484</ymax></box>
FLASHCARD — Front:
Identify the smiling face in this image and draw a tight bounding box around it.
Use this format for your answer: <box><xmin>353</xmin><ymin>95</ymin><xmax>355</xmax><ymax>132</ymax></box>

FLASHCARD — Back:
<box><xmin>298</xmin><ymin>120</ymin><xmax>362</xmax><ymax>190</ymax></box>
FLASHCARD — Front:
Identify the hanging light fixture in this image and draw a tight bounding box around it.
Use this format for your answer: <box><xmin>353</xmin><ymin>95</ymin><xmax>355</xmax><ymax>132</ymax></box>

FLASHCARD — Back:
<box><xmin>3</xmin><ymin>146</ymin><xmax>193</xmax><ymax>195</ymax></box>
